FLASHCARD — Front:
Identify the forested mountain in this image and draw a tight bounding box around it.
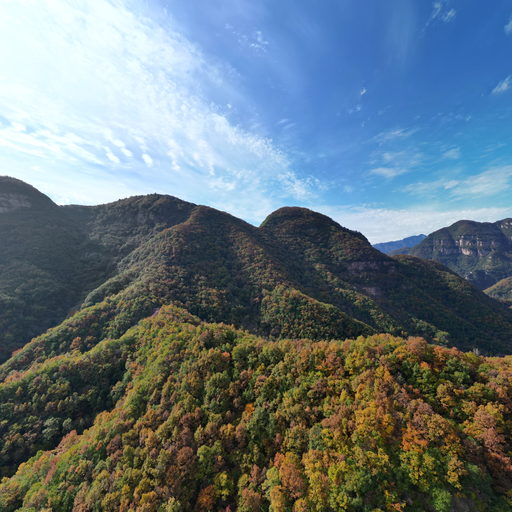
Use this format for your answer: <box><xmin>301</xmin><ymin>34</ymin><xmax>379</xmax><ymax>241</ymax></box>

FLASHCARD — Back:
<box><xmin>486</xmin><ymin>276</ymin><xmax>512</xmax><ymax>305</ymax></box>
<box><xmin>400</xmin><ymin>219</ymin><xmax>512</xmax><ymax>290</ymax></box>
<box><xmin>0</xmin><ymin>177</ymin><xmax>195</xmax><ymax>362</ymax></box>
<box><xmin>1</xmin><ymin>307</ymin><xmax>512</xmax><ymax>511</ymax></box>
<box><xmin>2</xmin><ymin>177</ymin><xmax>512</xmax><ymax>368</ymax></box>
<box><xmin>373</xmin><ymin>234</ymin><xmax>426</xmax><ymax>254</ymax></box>
<box><xmin>3</xmin><ymin>177</ymin><xmax>512</xmax><ymax>510</ymax></box>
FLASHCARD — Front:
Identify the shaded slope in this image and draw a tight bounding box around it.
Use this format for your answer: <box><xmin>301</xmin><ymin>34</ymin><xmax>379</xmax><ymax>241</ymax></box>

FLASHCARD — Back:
<box><xmin>0</xmin><ymin>179</ymin><xmax>196</xmax><ymax>362</ymax></box>
<box><xmin>0</xmin><ymin>177</ymin><xmax>108</xmax><ymax>362</ymax></box>
<box><xmin>3</xmin><ymin>192</ymin><xmax>512</xmax><ymax>374</ymax></box>
<box><xmin>1</xmin><ymin>307</ymin><xmax>512</xmax><ymax>511</ymax></box>
<box><xmin>486</xmin><ymin>277</ymin><xmax>512</xmax><ymax>305</ymax></box>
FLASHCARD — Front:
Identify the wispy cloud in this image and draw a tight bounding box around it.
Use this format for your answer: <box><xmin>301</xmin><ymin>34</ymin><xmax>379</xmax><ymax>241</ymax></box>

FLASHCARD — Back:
<box><xmin>315</xmin><ymin>205</ymin><xmax>512</xmax><ymax>243</ymax></box>
<box><xmin>404</xmin><ymin>165</ymin><xmax>512</xmax><ymax>199</ymax></box>
<box><xmin>442</xmin><ymin>147</ymin><xmax>461</xmax><ymax>160</ymax></box>
<box><xmin>0</xmin><ymin>0</ymin><xmax>315</xmax><ymax>222</ymax></box>
<box><xmin>505</xmin><ymin>17</ymin><xmax>512</xmax><ymax>35</ymax></box>
<box><xmin>369</xmin><ymin>132</ymin><xmax>423</xmax><ymax>180</ymax></box>
<box><xmin>225</xmin><ymin>24</ymin><xmax>270</xmax><ymax>52</ymax></box>
<box><xmin>492</xmin><ymin>76</ymin><xmax>512</xmax><ymax>95</ymax></box>
<box><xmin>374</xmin><ymin>127</ymin><xmax>419</xmax><ymax>144</ymax></box>
<box><xmin>425</xmin><ymin>1</ymin><xmax>457</xmax><ymax>28</ymax></box>
<box><xmin>370</xmin><ymin>167</ymin><xmax>407</xmax><ymax>179</ymax></box>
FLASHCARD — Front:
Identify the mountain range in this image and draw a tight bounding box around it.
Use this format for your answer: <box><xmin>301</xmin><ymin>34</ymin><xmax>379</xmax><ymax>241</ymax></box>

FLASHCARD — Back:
<box><xmin>2</xmin><ymin>177</ymin><xmax>512</xmax><ymax>510</ymax></box>
<box><xmin>373</xmin><ymin>234</ymin><xmax>426</xmax><ymax>254</ymax></box>
<box><xmin>2</xmin><ymin>176</ymin><xmax>512</xmax><ymax>365</ymax></box>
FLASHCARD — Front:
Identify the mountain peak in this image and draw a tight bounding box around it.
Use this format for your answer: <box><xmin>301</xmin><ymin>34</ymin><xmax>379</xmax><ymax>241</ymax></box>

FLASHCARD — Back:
<box><xmin>260</xmin><ymin>206</ymin><xmax>367</xmax><ymax>241</ymax></box>
<box><xmin>0</xmin><ymin>176</ymin><xmax>56</xmax><ymax>213</ymax></box>
<box><xmin>261</xmin><ymin>206</ymin><xmax>336</xmax><ymax>226</ymax></box>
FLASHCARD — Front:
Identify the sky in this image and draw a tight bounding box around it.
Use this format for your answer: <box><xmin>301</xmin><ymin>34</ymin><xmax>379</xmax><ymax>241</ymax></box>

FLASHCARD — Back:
<box><xmin>1</xmin><ymin>1</ymin><xmax>512</xmax><ymax>242</ymax></box>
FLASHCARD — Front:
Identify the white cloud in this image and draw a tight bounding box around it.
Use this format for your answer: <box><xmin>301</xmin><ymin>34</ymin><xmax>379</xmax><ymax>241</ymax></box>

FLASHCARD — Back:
<box><xmin>360</xmin><ymin>87</ymin><xmax>367</xmax><ymax>96</ymax></box>
<box><xmin>0</xmin><ymin>0</ymin><xmax>317</xmax><ymax>222</ymax></box>
<box><xmin>369</xmin><ymin>146</ymin><xmax>423</xmax><ymax>180</ymax></box>
<box><xmin>442</xmin><ymin>147</ymin><xmax>461</xmax><ymax>160</ymax></box>
<box><xmin>505</xmin><ymin>17</ymin><xmax>512</xmax><ymax>34</ymax></box>
<box><xmin>374</xmin><ymin>127</ymin><xmax>418</xmax><ymax>144</ymax></box>
<box><xmin>425</xmin><ymin>1</ymin><xmax>456</xmax><ymax>29</ymax></box>
<box><xmin>314</xmin><ymin>205</ymin><xmax>512</xmax><ymax>244</ymax></box>
<box><xmin>492</xmin><ymin>76</ymin><xmax>512</xmax><ymax>95</ymax></box>
<box><xmin>142</xmin><ymin>153</ymin><xmax>154</xmax><ymax>167</ymax></box>
<box><xmin>370</xmin><ymin>167</ymin><xmax>407</xmax><ymax>179</ymax></box>
<box><xmin>225</xmin><ymin>24</ymin><xmax>269</xmax><ymax>52</ymax></box>
<box><xmin>453</xmin><ymin>166</ymin><xmax>512</xmax><ymax>197</ymax></box>
<box><xmin>404</xmin><ymin>166</ymin><xmax>512</xmax><ymax>199</ymax></box>
<box><xmin>442</xmin><ymin>9</ymin><xmax>456</xmax><ymax>23</ymax></box>
<box><xmin>104</xmin><ymin>148</ymin><xmax>121</xmax><ymax>165</ymax></box>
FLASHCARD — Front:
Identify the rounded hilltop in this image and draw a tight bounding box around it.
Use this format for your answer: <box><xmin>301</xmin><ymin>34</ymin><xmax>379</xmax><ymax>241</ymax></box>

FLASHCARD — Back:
<box><xmin>0</xmin><ymin>176</ymin><xmax>56</xmax><ymax>212</ymax></box>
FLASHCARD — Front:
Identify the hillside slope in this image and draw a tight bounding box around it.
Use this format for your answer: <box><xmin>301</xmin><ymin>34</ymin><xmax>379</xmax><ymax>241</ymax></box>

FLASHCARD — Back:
<box><xmin>0</xmin><ymin>177</ymin><xmax>195</xmax><ymax>362</ymax></box>
<box><xmin>1</xmin><ymin>307</ymin><xmax>511</xmax><ymax>511</ymax></box>
<box><xmin>2</xmin><ymin>178</ymin><xmax>512</xmax><ymax>365</ymax></box>
<box><xmin>486</xmin><ymin>277</ymin><xmax>512</xmax><ymax>305</ymax></box>
<box><xmin>404</xmin><ymin>219</ymin><xmax>512</xmax><ymax>289</ymax></box>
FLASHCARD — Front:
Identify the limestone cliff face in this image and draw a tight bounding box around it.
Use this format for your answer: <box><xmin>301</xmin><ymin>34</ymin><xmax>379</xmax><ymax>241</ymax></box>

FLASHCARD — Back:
<box><xmin>408</xmin><ymin>219</ymin><xmax>512</xmax><ymax>289</ymax></box>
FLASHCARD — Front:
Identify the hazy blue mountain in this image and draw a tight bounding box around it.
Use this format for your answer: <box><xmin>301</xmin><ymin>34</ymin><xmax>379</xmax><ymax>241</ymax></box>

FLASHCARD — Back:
<box><xmin>373</xmin><ymin>234</ymin><xmax>426</xmax><ymax>254</ymax></box>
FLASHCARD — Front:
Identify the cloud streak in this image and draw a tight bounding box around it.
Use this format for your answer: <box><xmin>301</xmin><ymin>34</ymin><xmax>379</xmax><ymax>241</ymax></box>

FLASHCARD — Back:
<box><xmin>0</xmin><ymin>0</ymin><xmax>314</xmax><ymax>222</ymax></box>
<box><xmin>403</xmin><ymin>166</ymin><xmax>512</xmax><ymax>199</ymax></box>
<box><xmin>492</xmin><ymin>76</ymin><xmax>511</xmax><ymax>95</ymax></box>
<box><xmin>315</xmin><ymin>205</ymin><xmax>512</xmax><ymax>243</ymax></box>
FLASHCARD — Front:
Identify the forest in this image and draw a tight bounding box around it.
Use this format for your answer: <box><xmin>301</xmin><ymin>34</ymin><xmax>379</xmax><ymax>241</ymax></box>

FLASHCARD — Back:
<box><xmin>1</xmin><ymin>306</ymin><xmax>511</xmax><ymax>511</ymax></box>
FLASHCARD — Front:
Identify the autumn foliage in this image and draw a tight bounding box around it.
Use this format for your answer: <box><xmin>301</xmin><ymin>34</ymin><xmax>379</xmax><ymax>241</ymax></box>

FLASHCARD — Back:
<box><xmin>1</xmin><ymin>306</ymin><xmax>512</xmax><ymax>511</ymax></box>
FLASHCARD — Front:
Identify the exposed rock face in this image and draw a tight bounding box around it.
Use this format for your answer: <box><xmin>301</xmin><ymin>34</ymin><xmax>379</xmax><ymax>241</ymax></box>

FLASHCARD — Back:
<box><xmin>0</xmin><ymin>176</ymin><xmax>56</xmax><ymax>212</ymax></box>
<box><xmin>407</xmin><ymin>219</ymin><xmax>512</xmax><ymax>289</ymax></box>
<box><xmin>0</xmin><ymin>193</ymin><xmax>32</xmax><ymax>213</ymax></box>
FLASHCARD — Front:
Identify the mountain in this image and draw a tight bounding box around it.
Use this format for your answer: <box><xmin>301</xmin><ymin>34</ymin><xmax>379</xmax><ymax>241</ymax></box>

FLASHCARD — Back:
<box><xmin>2</xmin><ymin>178</ymin><xmax>512</xmax><ymax>509</ymax></box>
<box><xmin>403</xmin><ymin>219</ymin><xmax>512</xmax><ymax>289</ymax></box>
<box><xmin>2</xmin><ymin>178</ymin><xmax>512</xmax><ymax>371</ymax></box>
<box><xmin>1</xmin><ymin>307</ymin><xmax>512</xmax><ymax>511</ymax></box>
<box><xmin>0</xmin><ymin>176</ymin><xmax>195</xmax><ymax>362</ymax></box>
<box><xmin>486</xmin><ymin>276</ymin><xmax>512</xmax><ymax>305</ymax></box>
<box><xmin>373</xmin><ymin>234</ymin><xmax>426</xmax><ymax>254</ymax></box>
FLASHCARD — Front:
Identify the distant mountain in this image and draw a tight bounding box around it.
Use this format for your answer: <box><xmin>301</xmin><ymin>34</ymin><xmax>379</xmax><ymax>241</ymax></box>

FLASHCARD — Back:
<box><xmin>2</xmin><ymin>178</ymin><xmax>512</xmax><ymax>370</ymax></box>
<box><xmin>373</xmin><ymin>234</ymin><xmax>426</xmax><ymax>254</ymax></box>
<box><xmin>405</xmin><ymin>219</ymin><xmax>512</xmax><ymax>289</ymax></box>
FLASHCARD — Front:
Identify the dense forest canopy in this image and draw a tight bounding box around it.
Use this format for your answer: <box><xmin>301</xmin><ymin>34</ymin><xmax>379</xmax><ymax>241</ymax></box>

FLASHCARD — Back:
<box><xmin>1</xmin><ymin>307</ymin><xmax>512</xmax><ymax>511</ymax></box>
<box><xmin>2</xmin><ymin>178</ymin><xmax>512</xmax><ymax>511</ymax></box>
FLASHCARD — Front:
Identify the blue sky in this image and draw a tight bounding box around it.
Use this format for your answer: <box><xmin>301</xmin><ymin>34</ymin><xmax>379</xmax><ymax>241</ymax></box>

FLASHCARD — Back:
<box><xmin>1</xmin><ymin>0</ymin><xmax>512</xmax><ymax>241</ymax></box>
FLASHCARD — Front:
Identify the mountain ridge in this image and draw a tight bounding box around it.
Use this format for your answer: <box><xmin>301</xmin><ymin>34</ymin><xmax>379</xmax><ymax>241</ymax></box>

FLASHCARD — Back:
<box><xmin>2</xmin><ymin>177</ymin><xmax>512</xmax><ymax>369</ymax></box>
<box><xmin>2</xmin><ymin>178</ymin><xmax>512</xmax><ymax>509</ymax></box>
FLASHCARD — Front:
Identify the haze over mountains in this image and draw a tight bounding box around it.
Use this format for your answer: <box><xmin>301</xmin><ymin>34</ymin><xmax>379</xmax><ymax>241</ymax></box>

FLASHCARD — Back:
<box><xmin>373</xmin><ymin>234</ymin><xmax>427</xmax><ymax>255</ymax></box>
